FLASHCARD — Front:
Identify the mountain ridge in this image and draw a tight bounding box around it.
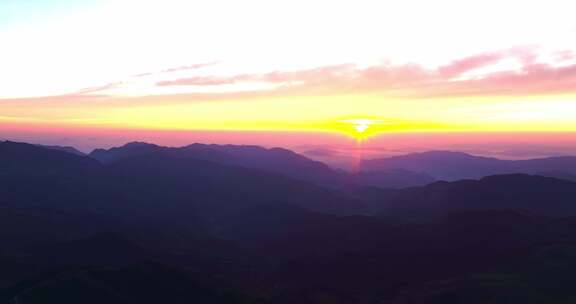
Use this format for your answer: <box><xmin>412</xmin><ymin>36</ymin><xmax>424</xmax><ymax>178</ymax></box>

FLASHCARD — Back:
<box><xmin>363</xmin><ymin>150</ymin><xmax>576</xmax><ymax>181</ymax></box>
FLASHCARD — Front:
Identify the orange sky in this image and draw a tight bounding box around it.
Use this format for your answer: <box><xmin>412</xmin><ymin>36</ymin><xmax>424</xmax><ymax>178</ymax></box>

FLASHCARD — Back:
<box><xmin>1</xmin><ymin>0</ymin><xmax>576</xmax><ymax>163</ymax></box>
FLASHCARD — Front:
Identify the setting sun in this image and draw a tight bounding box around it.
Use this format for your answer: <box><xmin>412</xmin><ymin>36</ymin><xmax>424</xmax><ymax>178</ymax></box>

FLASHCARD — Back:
<box><xmin>340</xmin><ymin>119</ymin><xmax>383</xmax><ymax>140</ymax></box>
<box><xmin>1</xmin><ymin>0</ymin><xmax>576</xmax><ymax>155</ymax></box>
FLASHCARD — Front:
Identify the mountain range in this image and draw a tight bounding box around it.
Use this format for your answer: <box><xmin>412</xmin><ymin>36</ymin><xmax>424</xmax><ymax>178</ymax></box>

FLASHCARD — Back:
<box><xmin>3</xmin><ymin>140</ymin><xmax>576</xmax><ymax>303</ymax></box>
<box><xmin>89</xmin><ymin>141</ymin><xmax>435</xmax><ymax>189</ymax></box>
<box><xmin>41</xmin><ymin>141</ymin><xmax>576</xmax><ymax>187</ymax></box>
<box><xmin>363</xmin><ymin>150</ymin><xmax>576</xmax><ymax>181</ymax></box>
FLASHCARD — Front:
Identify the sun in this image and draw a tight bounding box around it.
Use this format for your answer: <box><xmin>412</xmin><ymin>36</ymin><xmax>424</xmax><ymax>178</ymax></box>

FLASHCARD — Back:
<box><xmin>340</xmin><ymin>119</ymin><xmax>381</xmax><ymax>140</ymax></box>
<box><xmin>350</xmin><ymin>119</ymin><xmax>372</xmax><ymax>133</ymax></box>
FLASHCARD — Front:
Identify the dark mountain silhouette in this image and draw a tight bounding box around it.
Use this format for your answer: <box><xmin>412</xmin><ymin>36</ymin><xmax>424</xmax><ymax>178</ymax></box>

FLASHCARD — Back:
<box><xmin>363</xmin><ymin>150</ymin><xmax>576</xmax><ymax>181</ymax></box>
<box><xmin>0</xmin><ymin>141</ymin><xmax>99</xmax><ymax>177</ymax></box>
<box><xmin>5</xmin><ymin>140</ymin><xmax>576</xmax><ymax>303</ymax></box>
<box><xmin>374</xmin><ymin>174</ymin><xmax>576</xmax><ymax>221</ymax></box>
<box><xmin>393</xmin><ymin>242</ymin><xmax>576</xmax><ymax>304</ymax></box>
<box><xmin>35</xmin><ymin>232</ymin><xmax>145</xmax><ymax>264</ymax></box>
<box><xmin>0</xmin><ymin>206</ymin><xmax>115</xmax><ymax>251</ymax></box>
<box><xmin>89</xmin><ymin>142</ymin><xmax>338</xmax><ymax>185</ymax></box>
<box><xmin>0</xmin><ymin>141</ymin><xmax>362</xmax><ymax>239</ymax></box>
<box><xmin>38</xmin><ymin>144</ymin><xmax>86</xmax><ymax>156</ymax></box>
<box><xmin>183</xmin><ymin>143</ymin><xmax>340</xmax><ymax>186</ymax></box>
<box><xmin>0</xmin><ymin>263</ymin><xmax>261</xmax><ymax>304</ymax></box>
<box><xmin>240</xmin><ymin>208</ymin><xmax>557</xmax><ymax>304</ymax></box>
<box><xmin>106</xmin><ymin>153</ymin><xmax>363</xmax><ymax>221</ymax></box>
<box><xmin>89</xmin><ymin>142</ymin><xmax>168</xmax><ymax>163</ymax></box>
<box><xmin>90</xmin><ymin>141</ymin><xmax>434</xmax><ymax>189</ymax></box>
<box><xmin>534</xmin><ymin>170</ymin><xmax>576</xmax><ymax>182</ymax></box>
<box><xmin>363</xmin><ymin>151</ymin><xmax>506</xmax><ymax>180</ymax></box>
<box><xmin>356</xmin><ymin>169</ymin><xmax>434</xmax><ymax>188</ymax></box>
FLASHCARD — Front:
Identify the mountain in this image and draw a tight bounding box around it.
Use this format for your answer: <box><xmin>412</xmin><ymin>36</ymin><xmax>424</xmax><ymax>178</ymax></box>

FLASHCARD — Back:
<box><xmin>0</xmin><ymin>262</ymin><xmax>261</xmax><ymax>304</ymax></box>
<box><xmin>90</xmin><ymin>142</ymin><xmax>432</xmax><ymax>189</ymax></box>
<box><xmin>513</xmin><ymin>156</ymin><xmax>576</xmax><ymax>174</ymax></box>
<box><xmin>106</xmin><ymin>153</ymin><xmax>363</xmax><ymax>220</ymax></box>
<box><xmin>89</xmin><ymin>142</ymin><xmax>171</xmax><ymax>163</ymax></box>
<box><xmin>0</xmin><ymin>141</ymin><xmax>110</xmax><ymax>218</ymax></box>
<box><xmin>90</xmin><ymin>142</ymin><xmax>343</xmax><ymax>187</ymax></box>
<box><xmin>363</xmin><ymin>150</ymin><xmax>576</xmax><ymax>181</ymax></box>
<box><xmin>0</xmin><ymin>141</ymin><xmax>363</xmax><ymax>238</ymax></box>
<box><xmin>375</xmin><ymin>174</ymin><xmax>576</xmax><ymax>221</ymax></box>
<box><xmin>8</xmin><ymin>140</ymin><xmax>576</xmax><ymax>303</ymax></box>
<box><xmin>38</xmin><ymin>144</ymin><xmax>86</xmax><ymax>156</ymax></box>
<box><xmin>534</xmin><ymin>170</ymin><xmax>576</xmax><ymax>182</ymax></box>
<box><xmin>0</xmin><ymin>141</ymin><xmax>99</xmax><ymax>177</ymax></box>
<box><xmin>393</xmin><ymin>242</ymin><xmax>576</xmax><ymax>304</ymax></box>
<box><xmin>356</xmin><ymin>169</ymin><xmax>435</xmax><ymax>188</ymax></box>
<box><xmin>0</xmin><ymin>141</ymin><xmax>111</xmax><ymax>217</ymax></box>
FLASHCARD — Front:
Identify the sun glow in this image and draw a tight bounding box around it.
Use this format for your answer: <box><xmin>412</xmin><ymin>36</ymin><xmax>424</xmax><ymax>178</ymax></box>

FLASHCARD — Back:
<box><xmin>340</xmin><ymin>119</ymin><xmax>384</xmax><ymax>140</ymax></box>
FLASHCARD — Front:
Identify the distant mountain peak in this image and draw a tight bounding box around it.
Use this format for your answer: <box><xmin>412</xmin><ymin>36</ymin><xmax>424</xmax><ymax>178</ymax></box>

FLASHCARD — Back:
<box><xmin>396</xmin><ymin>150</ymin><xmax>496</xmax><ymax>160</ymax></box>
<box><xmin>121</xmin><ymin>141</ymin><xmax>159</xmax><ymax>148</ymax></box>
<box><xmin>363</xmin><ymin>150</ymin><xmax>576</xmax><ymax>182</ymax></box>
<box><xmin>0</xmin><ymin>140</ymin><xmax>101</xmax><ymax>175</ymax></box>
<box><xmin>37</xmin><ymin>144</ymin><xmax>85</xmax><ymax>156</ymax></box>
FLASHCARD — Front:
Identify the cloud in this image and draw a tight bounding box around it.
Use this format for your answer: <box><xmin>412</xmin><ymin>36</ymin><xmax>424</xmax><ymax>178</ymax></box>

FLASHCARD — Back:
<box><xmin>150</xmin><ymin>48</ymin><xmax>575</xmax><ymax>98</ymax></box>
<box><xmin>554</xmin><ymin>50</ymin><xmax>576</xmax><ymax>62</ymax></box>
<box><xmin>437</xmin><ymin>52</ymin><xmax>506</xmax><ymax>78</ymax></box>
<box><xmin>426</xmin><ymin>59</ymin><xmax>576</xmax><ymax>97</ymax></box>
<box><xmin>63</xmin><ymin>62</ymin><xmax>220</xmax><ymax>98</ymax></box>
<box><xmin>156</xmin><ymin>64</ymin><xmax>356</xmax><ymax>88</ymax></box>
<box><xmin>68</xmin><ymin>81</ymin><xmax>124</xmax><ymax>96</ymax></box>
<box><xmin>160</xmin><ymin>62</ymin><xmax>218</xmax><ymax>73</ymax></box>
<box><xmin>49</xmin><ymin>48</ymin><xmax>576</xmax><ymax>100</ymax></box>
<box><xmin>157</xmin><ymin>76</ymin><xmax>241</xmax><ymax>86</ymax></box>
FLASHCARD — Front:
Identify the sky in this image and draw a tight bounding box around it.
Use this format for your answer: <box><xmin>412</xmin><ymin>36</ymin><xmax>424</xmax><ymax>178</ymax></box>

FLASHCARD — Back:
<box><xmin>1</xmin><ymin>0</ymin><xmax>576</xmax><ymax>165</ymax></box>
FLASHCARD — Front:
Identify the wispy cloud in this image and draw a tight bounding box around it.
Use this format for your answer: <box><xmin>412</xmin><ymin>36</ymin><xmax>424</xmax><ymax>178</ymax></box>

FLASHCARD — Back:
<box><xmin>26</xmin><ymin>48</ymin><xmax>576</xmax><ymax>101</ymax></box>
<box><xmin>437</xmin><ymin>52</ymin><xmax>507</xmax><ymax>78</ymax></box>
<box><xmin>157</xmin><ymin>76</ymin><xmax>240</xmax><ymax>86</ymax></box>
<box><xmin>64</xmin><ymin>62</ymin><xmax>219</xmax><ymax>97</ymax></box>
<box><xmin>160</xmin><ymin>62</ymin><xmax>218</xmax><ymax>74</ymax></box>
<box><xmin>68</xmin><ymin>81</ymin><xmax>125</xmax><ymax>96</ymax></box>
<box><xmin>151</xmin><ymin>48</ymin><xmax>576</xmax><ymax>98</ymax></box>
